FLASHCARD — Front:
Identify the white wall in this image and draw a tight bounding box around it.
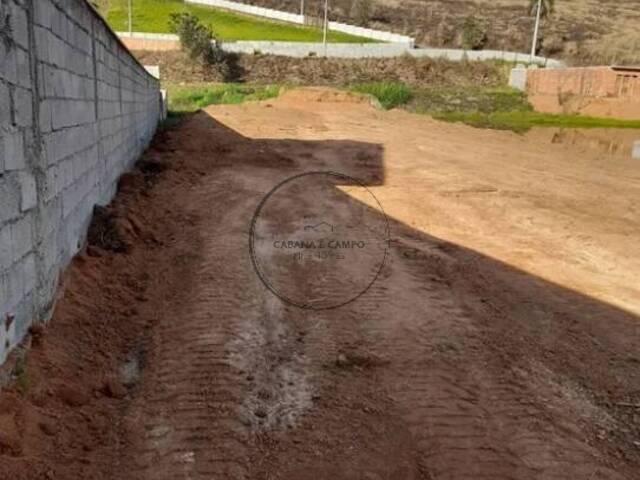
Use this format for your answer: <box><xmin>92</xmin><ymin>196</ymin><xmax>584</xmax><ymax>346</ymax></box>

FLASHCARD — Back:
<box><xmin>409</xmin><ymin>48</ymin><xmax>565</xmax><ymax>68</ymax></box>
<box><xmin>221</xmin><ymin>41</ymin><xmax>410</xmax><ymax>58</ymax></box>
<box><xmin>117</xmin><ymin>32</ymin><xmax>565</xmax><ymax>65</ymax></box>
<box><xmin>185</xmin><ymin>0</ymin><xmax>305</xmax><ymax>24</ymax></box>
<box><xmin>327</xmin><ymin>21</ymin><xmax>413</xmax><ymax>46</ymax></box>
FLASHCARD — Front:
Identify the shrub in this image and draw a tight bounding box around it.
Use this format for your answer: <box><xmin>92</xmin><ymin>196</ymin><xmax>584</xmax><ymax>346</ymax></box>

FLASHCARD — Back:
<box><xmin>461</xmin><ymin>15</ymin><xmax>487</xmax><ymax>51</ymax></box>
<box><xmin>350</xmin><ymin>82</ymin><xmax>413</xmax><ymax>109</ymax></box>
<box><xmin>169</xmin><ymin>12</ymin><xmax>229</xmax><ymax>78</ymax></box>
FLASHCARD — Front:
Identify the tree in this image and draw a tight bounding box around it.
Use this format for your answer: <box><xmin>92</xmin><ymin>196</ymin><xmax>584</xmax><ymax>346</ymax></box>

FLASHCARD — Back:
<box><xmin>461</xmin><ymin>15</ymin><xmax>488</xmax><ymax>51</ymax></box>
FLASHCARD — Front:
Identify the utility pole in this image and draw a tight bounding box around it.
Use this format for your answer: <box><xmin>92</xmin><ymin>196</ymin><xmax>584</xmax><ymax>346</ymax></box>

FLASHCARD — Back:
<box><xmin>128</xmin><ymin>0</ymin><xmax>133</xmax><ymax>34</ymax></box>
<box><xmin>300</xmin><ymin>0</ymin><xmax>304</xmax><ymax>17</ymax></box>
<box><xmin>530</xmin><ymin>0</ymin><xmax>542</xmax><ymax>60</ymax></box>
<box><xmin>322</xmin><ymin>0</ymin><xmax>328</xmax><ymax>55</ymax></box>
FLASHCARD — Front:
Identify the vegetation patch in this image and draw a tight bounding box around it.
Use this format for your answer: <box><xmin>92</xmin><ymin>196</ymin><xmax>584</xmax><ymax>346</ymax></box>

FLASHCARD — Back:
<box><xmin>435</xmin><ymin>111</ymin><xmax>640</xmax><ymax>133</ymax></box>
<box><xmin>409</xmin><ymin>87</ymin><xmax>530</xmax><ymax>115</ymax></box>
<box><xmin>167</xmin><ymin>83</ymin><xmax>282</xmax><ymax>114</ymax></box>
<box><xmin>132</xmin><ymin>50</ymin><xmax>509</xmax><ymax>87</ymax></box>
<box><xmin>106</xmin><ymin>0</ymin><xmax>372</xmax><ymax>42</ymax></box>
<box><xmin>350</xmin><ymin>82</ymin><xmax>413</xmax><ymax>109</ymax></box>
<box><xmin>348</xmin><ymin>82</ymin><xmax>640</xmax><ymax>132</ymax></box>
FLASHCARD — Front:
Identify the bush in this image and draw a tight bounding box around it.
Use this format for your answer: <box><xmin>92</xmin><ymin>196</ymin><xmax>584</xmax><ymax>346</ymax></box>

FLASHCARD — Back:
<box><xmin>350</xmin><ymin>82</ymin><xmax>413</xmax><ymax>109</ymax></box>
<box><xmin>169</xmin><ymin>12</ymin><xmax>229</xmax><ymax>78</ymax></box>
<box><xmin>461</xmin><ymin>16</ymin><xmax>487</xmax><ymax>51</ymax></box>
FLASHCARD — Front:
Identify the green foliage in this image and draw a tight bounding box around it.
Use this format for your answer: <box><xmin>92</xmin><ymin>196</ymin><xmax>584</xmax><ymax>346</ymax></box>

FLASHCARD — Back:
<box><xmin>13</xmin><ymin>357</ymin><xmax>30</xmax><ymax>394</ymax></box>
<box><xmin>411</xmin><ymin>87</ymin><xmax>531</xmax><ymax>115</ymax></box>
<box><xmin>89</xmin><ymin>0</ymin><xmax>109</xmax><ymax>15</ymax></box>
<box><xmin>436</xmin><ymin>111</ymin><xmax>640</xmax><ymax>132</ymax></box>
<box><xmin>169</xmin><ymin>13</ymin><xmax>212</xmax><ymax>61</ymax></box>
<box><xmin>164</xmin><ymin>81</ymin><xmax>640</xmax><ymax>133</ymax></box>
<box><xmin>106</xmin><ymin>0</ymin><xmax>373</xmax><ymax>42</ymax></box>
<box><xmin>461</xmin><ymin>15</ymin><xmax>488</xmax><ymax>50</ymax></box>
<box><xmin>168</xmin><ymin>13</ymin><xmax>229</xmax><ymax>78</ymax></box>
<box><xmin>346</xmin><ymin>82</ymin><xmax>640</xmax><ymax>132</ymax></box>
<box><xmin>167</xmin><ymin>84</ymin><xmax>282</xmax><ymax>114</ymax></box>
<box><xmin>350</xmin><ymin>82</ymin><xmax>413</xmax><ymax>109</ymax></box>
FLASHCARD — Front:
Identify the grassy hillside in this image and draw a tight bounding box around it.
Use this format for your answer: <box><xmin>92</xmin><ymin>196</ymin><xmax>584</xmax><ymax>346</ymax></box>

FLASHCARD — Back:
<box><xmin>105</xmin><ymin>0</ymin><xmax>373</xmax><ymax>42</ymax></box>
<box><xmin>243</xmin><ymin>0</ymin><xmax>640</xmax><ymax>65</ymax></box>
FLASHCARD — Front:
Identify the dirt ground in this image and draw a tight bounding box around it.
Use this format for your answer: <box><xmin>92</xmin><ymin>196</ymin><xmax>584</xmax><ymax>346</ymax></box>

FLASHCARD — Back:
<box><xmin>1</xmin><ymin>88</ymin><xmax>640</xmax><ymax>480</ymax></box>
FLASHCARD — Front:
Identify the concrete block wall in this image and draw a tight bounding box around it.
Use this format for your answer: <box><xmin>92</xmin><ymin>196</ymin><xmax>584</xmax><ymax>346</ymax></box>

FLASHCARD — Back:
<box><xmin>220</xmin><ymin>40</ymin><xmax>410</xmax><ymax>58</ymax></box>
<box><xmin>0</xmin><ymin>0</ymin><xmax>161</xmax><ymax>365</ymax></box>
<box><xmin>117</xmin><ymin>32</ymin><xmax>565</xmax><ymax>64</ymax></box>
<box><xmin>327</xmin><ymin>21</ymin><xmax>413</xmax><ymax>45</ymax></box>
<box><xmin>409</xmin><ymin>48</ymin><xmax>566</xmax><ymax>68</ymax></box>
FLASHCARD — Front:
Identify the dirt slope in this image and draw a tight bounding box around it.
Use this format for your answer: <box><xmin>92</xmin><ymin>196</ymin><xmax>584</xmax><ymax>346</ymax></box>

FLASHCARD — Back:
<box><xmin>1</xmin><ymin>89</ymin><xmax>639</xmax><ymax>479</ymax></box>
<box><xmin>131</xmin><ymin>49</ymin><xmax>508</xmax><ymax>86</ymax></box>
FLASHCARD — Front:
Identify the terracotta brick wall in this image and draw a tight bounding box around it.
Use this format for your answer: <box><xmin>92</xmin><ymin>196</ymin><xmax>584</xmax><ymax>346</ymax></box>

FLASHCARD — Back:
<box><xmin>526</xmin><ymin>67</ymin><xmax>640</xmax><ymax>119</ymax></box>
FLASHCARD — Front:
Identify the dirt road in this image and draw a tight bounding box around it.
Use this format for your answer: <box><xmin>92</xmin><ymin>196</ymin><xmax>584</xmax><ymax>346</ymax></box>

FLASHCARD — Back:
<box><xmin>1</xmin><ymin>88</ymin><xmax>639</xmax><ymax>480</ymax></box>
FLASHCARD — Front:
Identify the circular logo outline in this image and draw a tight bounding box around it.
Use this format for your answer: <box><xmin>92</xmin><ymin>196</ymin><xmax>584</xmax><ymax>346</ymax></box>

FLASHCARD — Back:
<box><xmin>249</xmin><ymin>171</ymin><xmax>390</xmax><ymax>310</ymax></box>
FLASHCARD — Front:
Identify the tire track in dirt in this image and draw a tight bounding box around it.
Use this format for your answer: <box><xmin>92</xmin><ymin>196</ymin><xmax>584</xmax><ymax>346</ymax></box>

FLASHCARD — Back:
<box><xmin>120</xmin><ymin>97</ymin><xmax>639</xmax><ymax>480</ymax></box>
<box><xmin>3</xmin><ymin>92</ymin><xmax>639</xmax><ymax>480</ymax></box>
<box><xmin>364</xmin><ymin>234</ymin><xmax>626</xmax><ymax>480</ymax></box>
<box><xmin>124</xmin><ymin>173</ymin><xmax>256</xmax><ymax>480</ymax></box>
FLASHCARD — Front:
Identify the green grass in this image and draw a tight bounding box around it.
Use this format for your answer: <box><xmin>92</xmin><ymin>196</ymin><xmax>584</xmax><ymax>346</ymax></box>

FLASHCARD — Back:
<box><xmin>350</xmin><ymin>82</ymin><xmax>413</xmax><ymax>110</ymax></box>
<box><xmin>350</xmin><ymin>83</ymin><xmax>640</xmax><ymax>132</ymax></box>
<box><xmin>434</xmin><ymin>111</ymin><xmax>640</xmax><ymax>133</ymax></box>
<box><xmin>410</xmin><ymin>87</ymin><xmax>532</xmax><ymax>115</ymax></box>
<box><xmin>107</xmin><ymin>0</ymin><xmax>373</xmax><ymax>42</ymax></box>
<box><xmin>163</xmin><ymin>82</ymin><xmax>640</xmax><ymax>133</ymax></box>
<box><xmin>166</xmin><ymin>83</ymin><xmax>282</xmax><ymax>114</ymax></box>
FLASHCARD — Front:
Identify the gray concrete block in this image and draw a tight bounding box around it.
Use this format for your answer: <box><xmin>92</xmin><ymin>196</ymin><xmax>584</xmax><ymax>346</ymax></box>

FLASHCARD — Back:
<box><xmin>34</xmin><ymin>25</ymin><xmax>51</xmax><ymax>63</ymax></box>
<box><xmin>0</xmin><ymin>43</ymin><xmax>18</xmax><ymax>85</ymax></box>
<box><xmin>0</xmin><ymin>81</ymin><xmax>11</xmax><ymax>126</ymax></box>
<box><xmin>37</xmin><ymin>195</ymin><xmax>62</xmax><ymax>240</ymax></box>
<box><xmin>40</xmin><ymin>229</ymin><xmax>60</xmax><ymax>273</ymax></box>
<box><xmin>2</xmin><ymin>130</ymin><xmax>26</xmax><ymax>171</ymax></box>
<box><xmin>10</xmin><ymin>212</ymin><xmax>34</xmax><ymax>259</ymax></box>
<box><xmin>33</xmin><ymin>0</ymin><xmax>52</xmax><ymax>26</ymax></box>
<box><xmin>3</xmin><ymin>261</ymin><xmax>23</xmax><ymax>313</ymax></box>
<box><xmin>13</xmin><ymin>87</ymin><xmax>33</xmax><ymax>127</ymax></box>
<box><xmin>39</xmin><ymin>98</ymin><xmax>53</xmax><ymax>133</ymax></box>
<box><xmin>633</xmin><ymin>141</ymin><xmax>640</xmax><ymax>160</ymax></box>
<box><xmin>19</xmin><ymin>172</ymin><xmax>38</xmax><ymax>211</ymax></box>
<box><xmin>9</xmin><ymin>1</ymin><xmax>30</xmax><ymax>50</ymax></box>
<box><xmin>0</xmin><ymin>224</ymin><xmax>11</xmax><ymax>269</ymax></box>
<box><xmin>22</xmin><ymin>253</ymin><xmax>37</xmax><ymax>297</ymax></box>
<box><xmin>15</xmin><ymin>49</ymin><xmax>31</xmax><ymax>89</ymax></box>
<box><xmin>509</xmin><ymin>68</ymin><xmax>528</xmax><ymax>92</ymax></box>
<box><xmin>0</xmin><ymin>175</ymin><xmax>21</xmax><ymax>223</ymax></box>
<box><xmin>50</xmin><ymin>99</ymin><xmax>96</xmax><ymax>130</ymax></box>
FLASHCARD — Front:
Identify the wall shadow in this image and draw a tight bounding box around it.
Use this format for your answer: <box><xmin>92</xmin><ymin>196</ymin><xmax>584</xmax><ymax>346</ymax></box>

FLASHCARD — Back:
<box><xmin>147</xmin><ymin>109</ymin><xmax>640</xmax><ymax>476</ymax></box>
